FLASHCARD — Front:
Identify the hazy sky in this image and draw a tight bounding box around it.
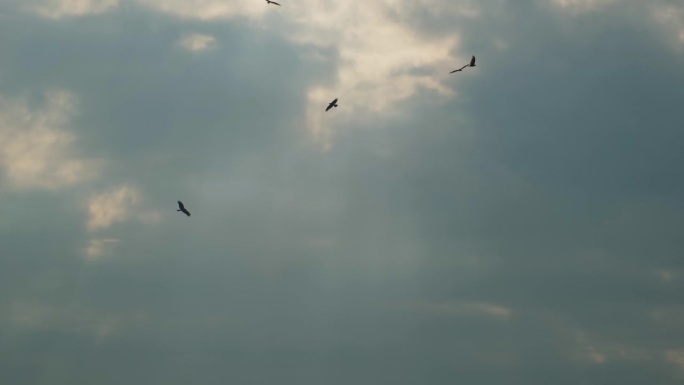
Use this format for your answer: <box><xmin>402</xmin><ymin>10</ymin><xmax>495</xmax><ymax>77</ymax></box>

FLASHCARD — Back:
<box><xmin>1</xmin><ymin>0</ymin><xmax>684</xmax><ymax>383</ymax></box>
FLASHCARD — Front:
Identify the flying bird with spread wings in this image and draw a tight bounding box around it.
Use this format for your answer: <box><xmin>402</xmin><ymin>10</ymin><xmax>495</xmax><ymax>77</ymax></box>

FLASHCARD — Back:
<box><xmin>266</xmin><ymin>0</ymin><xmax>281</xmax><ymax>5</ymax></box>
<box><xmin>450</xmin><ymin>56</ymin><xmax>476</xmax><ymax>74</ymax></box>
<box><xmin>325</xmin><ymin>98</ymin><xmax>338</xmax><ymax>111</ymax></box>
<box><xmin>177</xmin><ymin>201</ymin><xmax>191</xmax><ymax>217</ymax></box>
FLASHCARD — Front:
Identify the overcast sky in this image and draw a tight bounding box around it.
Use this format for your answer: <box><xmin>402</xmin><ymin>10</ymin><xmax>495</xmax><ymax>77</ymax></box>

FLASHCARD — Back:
<box><xmin>1</xmin><ymin>0</ymin><xmax>684</xmax><ymax>383</ymax></box>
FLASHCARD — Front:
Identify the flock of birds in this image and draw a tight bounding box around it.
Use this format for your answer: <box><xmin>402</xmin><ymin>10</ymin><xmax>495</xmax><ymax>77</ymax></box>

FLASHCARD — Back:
<box><xmin>175</xmin><ymin>1</ymin><xmax>477</xmax><ymax>218</ymax></box>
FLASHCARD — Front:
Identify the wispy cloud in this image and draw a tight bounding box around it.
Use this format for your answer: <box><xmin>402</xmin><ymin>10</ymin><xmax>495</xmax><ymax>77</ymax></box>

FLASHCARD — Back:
<box><xmin>86</xmin><ymin>185</ymin><xmax>160</xmax><ymax>231</ymax></box>
<box><xmin>27</xmin><ymin>0</ymin><xmax>119</xmax><ymax>19</ymax></box>
<box><xmin>83</xmin><ymin>238</ymin><xmax>120</xmax><ymax>260</ymax></box>
<box><xmin>177</xmin><ymin>33</ymin><xmax>217</xmax><ymax>52</ymax></box>
<box><xmin>550</xmin><ymin>0</ymin><xmax>619</xmax><ymax>13</ymax></box>
<box><xmin>136</xmin><ymin>0</ymin><xmax>264</xmax><ymax>20</ymax></box>
<box><xmin>0</xmin><ymin>90</ymin><xmax>100</xmax><ymax>190</ymax></box>
<box><xmin>411</xmin><ymin>301</ymin><xmax>513</xmax><ymax>320</ymax></box>
<box><xmin>130</xmin><ymin>0</ymin><xmax>469</xmax><ymax>148</ymax></box>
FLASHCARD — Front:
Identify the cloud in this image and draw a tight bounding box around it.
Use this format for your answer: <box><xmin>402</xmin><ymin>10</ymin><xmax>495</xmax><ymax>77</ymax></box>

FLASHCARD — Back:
<box><xmin>0</xmin><ymin>90</ymin><xmax>100</xmax><ymax>191</ymax></box>
<box><xmin>651</xmin><ymin>3</ymin><xmax>684</xmax><ymax>46</ymax></box>
<box><xmin>666</xmin><ymin>350</ymin><xmax>684</xmax><ymax>376</ymax></box>
<box><xmin>285</xmin><ymin>1</ymin><xmax>462</xmax><ymax>147</ymax></box>
<box><xmin>550</xmin><ymin>0</ymin><xmax>619</xmax><ymax>13</ymax></box>
<box><xmin>411</xmin><ymin>301</ymin><xmax>513</xmax><ymax>320</ymax></box>
<box><xmin>177</xmin><ymin>33</ymin><xmax>217</xmax><ymax>52</ymax></box>
<box><xmin>83</xmin><ymin>238</ymin><xmax>120</xmax><ymax>260</ymax></box>
<box><xmin>136</xmin><ymin>0</ymin><xmax>264</xmax><ymax>20</ymax></box>
<box><xmin>86</xmin><ymin>185</ymin><xmax>160</xmax><ymax>231</ymax></box>
<box><xmin>27</xmin><ymin>0</ymin><xmax>119</xmax><ymax>18</ymax></box>
<box><xmin>133</xmin><ymin>0</ymin><xmax>467</xmax><ymax>148</ymax></box>
<box><xmin>1</xmin><ymin>0</ymin><xmax>684</xmax><ymax>383</ymax></box>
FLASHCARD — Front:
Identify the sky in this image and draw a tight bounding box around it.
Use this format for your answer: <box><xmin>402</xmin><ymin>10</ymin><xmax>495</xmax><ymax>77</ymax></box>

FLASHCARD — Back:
<box><xmin>1</xmin><ymin>0</ymin><xmax>684</xmax><ymax>383</ymax></box>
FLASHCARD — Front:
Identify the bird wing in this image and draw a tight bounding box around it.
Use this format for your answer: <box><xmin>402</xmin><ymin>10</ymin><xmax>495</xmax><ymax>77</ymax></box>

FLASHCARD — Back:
<box><xmin>177</xmin><ymin>201</ymin><xmax>185</xmax><ymax>210</ymax></box>
<box><xmin>272</xmin><ymin>1</ymin><xmax>281</xmax><ymax>5</ymax></box>
<box><xmin>470</xmin><ymin>56</ymin><xmax>476</xmax><ymax>66</ymax></box>
<box><xmin>450</xmin><ymin>64</ymin><xmax>468</xmax><ymax>73</ymax></box>
<box><xmin>182</xmin><ymin>209</ymin><xmax>191</xmax><ymax>217</ymax></box>
<box><xmin>332</xmin><ymin>98</ymin><xmax>338</xmax><ymax>104</ymax></box>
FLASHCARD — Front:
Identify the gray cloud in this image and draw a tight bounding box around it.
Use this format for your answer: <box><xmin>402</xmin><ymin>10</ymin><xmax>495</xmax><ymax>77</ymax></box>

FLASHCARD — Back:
<box><xmin>0</xmin><ymin>0</ymin><xmax>683</xmax><ymax>384</ymax></box>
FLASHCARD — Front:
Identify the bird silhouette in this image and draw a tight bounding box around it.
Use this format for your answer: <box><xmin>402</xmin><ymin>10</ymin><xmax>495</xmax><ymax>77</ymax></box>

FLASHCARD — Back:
<box><xmin>450</xmin><ymin>56</ymin><xmax>476</xmax><ymax>74</ymax></box>
<box><xmin>325</xmin><ymin>98</ymin><xmax>338</xmax><ymax>111</ymax></box>
<box><xmin>449</xmin><ymin>64</ymin><xmax>468</xmax><ymax>74</ymax></box>
<box><xmin>177</xmin><ymin>201</ymin><xmax>191</xmax><ymax>217</ymax></box>
<box><xmin>266</xmin><ymin>0</ymin><xmax>281</xmax><ymax>5</ymax></box>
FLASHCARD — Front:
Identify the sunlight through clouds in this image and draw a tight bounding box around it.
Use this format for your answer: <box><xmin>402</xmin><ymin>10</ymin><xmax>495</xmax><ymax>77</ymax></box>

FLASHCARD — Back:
<box><xmin>284</xmin><ymin>1</ymin><xmax>462</xmax><ymax>147</ymax></box>
<box><xmin>133</xmin><ymin>0</ymin><xmax>466</xmax><ymax>148</ymax></box>
<box><xmin>2</xmin><ymin>0</ymin><xmax>684</xmax><ymax>382</ymax></box>
<box><xmin>22</xmin><ymin>0</ymin><xmax>476</xmax><ymax>148</ymax></box>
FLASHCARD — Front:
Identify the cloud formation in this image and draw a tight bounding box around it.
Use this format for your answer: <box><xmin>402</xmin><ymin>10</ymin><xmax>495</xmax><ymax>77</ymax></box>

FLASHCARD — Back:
<box><xmin>87</xmin><ymin>185</ymin><xmax>160</xmax><ymax>231</ymax></box>
<box><xmin>0</xmin><ymin>90</ymin><xmax>99</xmax><ymax>190</ymax></box>
<box><xmin>27</xmin><ymin>0</ymin><xmax>119</xmax><ymax>18</ymax></box>
<box><xmin>177</xmin><ymin>33</ymin><xmax>217</xmax><ymax>52</ymax></box>
<box><xmin>1</xmin><ymin>0</ymin><xmax>684</xmax><ymax>384</ymax></box>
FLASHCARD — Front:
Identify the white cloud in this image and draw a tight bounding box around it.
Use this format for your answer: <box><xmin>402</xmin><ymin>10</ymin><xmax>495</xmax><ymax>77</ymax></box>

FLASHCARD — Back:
<box><xmin>177</xmin><ymin>33</ymin><xmax>217</xmax><ymax>52</ymax></box>
<box><xmin>0</xmin><ymin>90</ymin><xmax>100</xmax><ymax>190</ymax></box>
<box><xmin>87</xmin><ymin>184</ymin><xmax>161</xmax><ymax>231</ymax></box>
<box><xmin>27</xmin><ymin>0</ymin><xmax>119</xmax><ymax>18</ymax></box>
<box><xmin>287</xmin><ymin>1</ymin><xmax>461</xmax><ymax>148</ymax></box>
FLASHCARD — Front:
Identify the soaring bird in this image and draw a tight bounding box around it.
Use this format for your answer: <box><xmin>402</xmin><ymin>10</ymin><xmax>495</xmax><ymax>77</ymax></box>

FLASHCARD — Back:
<box><xmin>450</xmin><ymin>56</ymin><xmax>476</xmax><ymax>74</ymax></box>
<box><xmin>449</xmin><ymin>64</ymin><xmax>468</xmax><ymax>74</ymax></box>
<box><xmin>177</xmin><ymin>201</ymin><xmax>191</xmax><ymax>217</ymax></box>
<box><xmin>266</xmin><ymin>0</ymin><xmax>281</xmax><ymax>5</ymax></box>
<box><xmin>325</xmin><ymin>98</ymin><xmax>338</xmax><ymax>111</ymax></box>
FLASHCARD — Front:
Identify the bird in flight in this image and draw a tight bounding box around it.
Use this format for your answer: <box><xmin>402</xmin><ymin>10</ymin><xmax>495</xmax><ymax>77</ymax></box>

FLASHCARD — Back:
<box><xmin>177</xmin><ymin>201</ymin><xmax>191</xmax><ymax>217</ymax></box>
<box><xmin>450</xmin><ymin>56</ymin><xmax>476</xmax><ymax>74</ymax></box>
<box><xmin>449</xmin><ymin>64</ymin><xmax>468</xmax><ymax>74</ymax></box>
<box><xmin>266</xmin><ymin>0</ymin><xmax>281</xmax><ymax>5</ymax></box>
<box><xmin>325</xmin><ymin>98</ymin><xmax>338</xmax><ymax>111</ymax></box>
